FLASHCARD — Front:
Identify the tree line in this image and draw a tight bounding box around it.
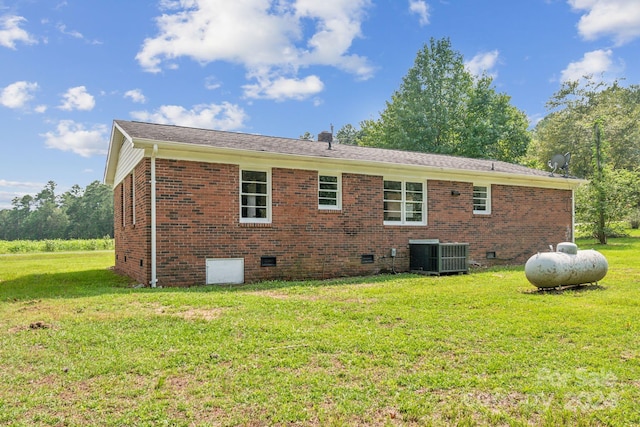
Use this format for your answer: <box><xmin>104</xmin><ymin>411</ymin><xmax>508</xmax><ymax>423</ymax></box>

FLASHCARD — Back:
<box><xmin>0</xmin><ymin>181</ymin><xmax>113</xmax><ymax>241</ymax></box>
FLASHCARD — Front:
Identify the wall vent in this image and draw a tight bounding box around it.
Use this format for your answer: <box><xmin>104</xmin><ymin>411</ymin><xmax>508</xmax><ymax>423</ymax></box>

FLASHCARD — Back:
<box><xmin>361</xmin><ymin>254</ymin><xmax>374</xmax><ymax>264</ymax></box>
<box><xmin>261</xmin><ymin>256</ymin><xmax>277</xmax><ymax>267</ymax></box>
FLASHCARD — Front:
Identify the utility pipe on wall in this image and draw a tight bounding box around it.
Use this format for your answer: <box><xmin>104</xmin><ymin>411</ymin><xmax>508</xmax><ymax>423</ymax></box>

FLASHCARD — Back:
<box><xmin>150</xmin><ymin>144</ymin><xmax>158</xmax><ymax>288</ymax></box>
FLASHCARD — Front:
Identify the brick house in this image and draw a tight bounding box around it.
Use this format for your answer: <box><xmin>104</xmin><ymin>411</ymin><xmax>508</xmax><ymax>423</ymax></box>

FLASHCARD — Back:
<box><xmin>104</xmin><ymin>120</ymin><xmax>582</xmax><ymax>287</ymax></box>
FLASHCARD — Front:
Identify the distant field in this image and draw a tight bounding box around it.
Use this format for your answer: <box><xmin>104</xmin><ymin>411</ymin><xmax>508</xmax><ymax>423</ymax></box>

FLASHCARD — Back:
<box><xmin>0</xmin><ymin>238</ymin><xmax>114</xmax><ymax>254</ymax></box>
<box><xmin>0</xmin><ymin>233</ymin><xmax>639</xmax><ymax>426</ymax></box>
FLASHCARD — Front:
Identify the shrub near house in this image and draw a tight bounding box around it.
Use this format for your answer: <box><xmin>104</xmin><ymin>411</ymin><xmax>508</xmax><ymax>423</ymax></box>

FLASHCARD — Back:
<box><xmin>104</xmin><ymin>120</ymin><xmax>581</xmax><ymax>287</ymax></box>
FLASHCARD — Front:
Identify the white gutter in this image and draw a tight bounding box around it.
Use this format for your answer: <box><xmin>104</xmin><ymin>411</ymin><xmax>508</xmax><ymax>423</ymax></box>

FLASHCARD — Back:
<box><xmin>150</xmin><ymin>144</ymin><xmax>158</xmax><ymax>288</ymax></box>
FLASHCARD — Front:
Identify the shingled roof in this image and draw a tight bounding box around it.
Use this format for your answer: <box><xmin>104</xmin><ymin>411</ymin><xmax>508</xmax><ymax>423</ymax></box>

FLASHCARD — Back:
<box><xmin>115</xmin><ymin>120</ymin><xmax>570</xmax><ymax>180</ymax></box>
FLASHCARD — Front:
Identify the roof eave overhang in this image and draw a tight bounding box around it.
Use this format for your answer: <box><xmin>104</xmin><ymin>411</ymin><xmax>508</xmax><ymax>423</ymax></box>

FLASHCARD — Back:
<box><xmin>129</xmin><ymin>137</ymin><xmax>586</xmax><ymax>190</ymax></box>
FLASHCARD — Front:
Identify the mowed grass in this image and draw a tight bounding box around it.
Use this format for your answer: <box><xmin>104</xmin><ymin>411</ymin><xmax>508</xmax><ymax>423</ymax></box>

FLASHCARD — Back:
<box><xmin>0</xmin><ymin>235</ymin><xmax>639</xmax><ymax>426</ymax></box>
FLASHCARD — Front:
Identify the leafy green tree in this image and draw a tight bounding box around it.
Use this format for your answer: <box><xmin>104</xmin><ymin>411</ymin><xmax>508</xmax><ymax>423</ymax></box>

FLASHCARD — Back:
<box><xmin>335</xmin><ymin>124</ymin><xmax>360</xmax><ymax>145</ymax></box>
<box><xmin>460</xmin><ymin>76</ymin><xmax>531</xmax><ymax>160</ymax></box>
<box><xmin>299</xmin><ymin>131</ymin><xmax>314</xmax><ymax>141</ymax></box>
<box><xmin>81</xmin><ymin>181</ymin><xmax>114</xmax><ymax>238</ymax></box>
<box><xmin>22</xmin><ymin>181</ymin><xmax>68</xmax><ymax>240</ymax></box>
<box><xmin>359</xmin><ymin>38</ymin><xmax>471</xmax><ymax>153</ymax></box>
<box><xmin>2</xmin><ymin>195</ymin><xmax>34</xmax><ymax>240</ymax></box>
<box><xmin>528</xmin><ymin>78</ymin><xmax>640</xmax><ymax>178</ymax></box>
<box><xmin>576</xmin><ymin>166</ymin><xmax>640</xmax><ymax>242</ymax></box>
<box><xmin>61</xmin><ymin>181</ymin><xmax>113</xmax><ymax>238</ymax></box>
<box><xmin>358</xmin><ymin>37</ymin><xmax>530</xmax><ymax>162</ymax></box>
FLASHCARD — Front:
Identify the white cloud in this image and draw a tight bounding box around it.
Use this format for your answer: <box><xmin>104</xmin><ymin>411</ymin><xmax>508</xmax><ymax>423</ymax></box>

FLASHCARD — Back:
<box><xmin>409</xmin><ymin>0</ymin><xmax>430</xmax><ymax>26</ymax></box>
<box><xmin>0</xmin><ymin>81</ymin><xmax>38</xmax><ymax>109</ymax></box>
<box><xmin>56</xmin><ymin>23</ymin><xmax>83</xmax><ymax>39</ymax></box>
<box><xmin>130</xmin><ymin>102</ymin><xmax>247</xmax><ymax>130</ymax></box>
<box><xmin>59</xmin><ymin>86</ymin><xmax>95</xmax><ymax>111</ymax></box>
<box><xmin>0</xmin><ymin>179</ymin><xmax>44</xmax><ymax>188</ymax></box>
<box><xmin>0</xmin><ymin>180</ymin><xmax>46</xmax><ymax>209</ymax></box>
<box><xmin>568</xmin><ymin>0</ymin><xmax>640</xmax><ymax>45</ymax></box>
<box><xmin>135</xmin><ymin>0</ymin><xmax>374</xmax><ymax>100</ymax></box>
<box><xmin>124</xmin><ymin>89</ymin><xmax>147</xmax><ymax>103</ymax></box>
<box><xmin>561</xmin><ymin>49</ymin><xmax>613</xmax><ymax>82</ymax></box>
<box><xmin>41</xmin><ymin>120</ymin><xmax>109</xmax><ymax>157</ymax></box>
<box><xmin>34</xmin><ymin>104</ymin><xmax>48</xmax><ymax>113</ymax></box>
<box><xmin>204</xmin><ymin>76</ymin><xmax>222</xmax><ymax>90</ymax></box>
<box><xmin>465</xmin><ymin>50</ymin><xmax>500</xmax><ymax>77</ymax></box>
<box><xmin>243</xmin><ymin>74</ymin><xmax>324</xmax><ymax>101</ymax></box>
<box><xmin>159</xmin><ymin>0</ymin><xmax>183</xmax><ymax>10</ymax></box>
<box><xmin>0</xmin><ymin>15</ymin><xmax>37</xmax><ymax>49</ymax></box>
<box><xmin>55</xmin><ymin>22</ymin><xmax>102</xmax><ymax>44</ymax></box>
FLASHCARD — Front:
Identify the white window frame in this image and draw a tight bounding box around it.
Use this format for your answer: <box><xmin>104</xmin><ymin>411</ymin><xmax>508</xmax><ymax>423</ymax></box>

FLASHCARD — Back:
<box><xmin>473</xmin><ymin>184</ymin><xmax>491</xmax><ymax>215</ymax></box>
<box><xmin>383</xmin><ymin>179</ymin><xmax>427</xmax><ymax>226</ymax></box>
<box><xmin>318</xmin><ymin>173</ymin><xmax>342</xmax><ymax>210</ymax></box>
<box><xmin>240</xmin><ymin>168</ymin><xmax>271</xmax><ymax>224</ymax></box>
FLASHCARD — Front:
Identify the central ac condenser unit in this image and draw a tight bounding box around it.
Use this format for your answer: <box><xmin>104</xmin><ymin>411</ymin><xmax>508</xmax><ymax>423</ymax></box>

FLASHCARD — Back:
<box><xmin>409</xmin><ymin>240</ymin><xmax>469</xmax><ymax>275</ymax></box>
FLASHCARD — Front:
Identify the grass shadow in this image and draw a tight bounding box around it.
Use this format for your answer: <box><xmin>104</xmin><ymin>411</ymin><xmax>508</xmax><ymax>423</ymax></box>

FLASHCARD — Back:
<box><xmin>1</xmin><ymin>266</ymin><xmax>422</xmax><ymax>301</ymax></box>
<box><xmin>0</xmin><ymin>268</ymin><xmax>134</xmax><ymax>302</ymax></box>
<box><xmin>521</xmin><ymin>283</ymin><xmax>607</xmax><ymax>295</ymax></box>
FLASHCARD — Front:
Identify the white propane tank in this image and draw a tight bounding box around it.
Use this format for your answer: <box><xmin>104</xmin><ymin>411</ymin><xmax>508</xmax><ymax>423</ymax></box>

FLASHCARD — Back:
<box><xmin>525</xmin><ymin>242</ymin><xmax>608</xmax><ymax>289</ymax></box>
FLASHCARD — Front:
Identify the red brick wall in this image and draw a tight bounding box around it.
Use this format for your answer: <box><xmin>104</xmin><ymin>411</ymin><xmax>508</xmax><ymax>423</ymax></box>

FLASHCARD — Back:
<box><xmin>114</xmin><ymin>158</ymin><xmax>573</xmax><ymax>286</ymax></box>
<box><xmin>114</xmin><ymin>160</ymin><xmax>150</xmax><ymax>285</ymax></box>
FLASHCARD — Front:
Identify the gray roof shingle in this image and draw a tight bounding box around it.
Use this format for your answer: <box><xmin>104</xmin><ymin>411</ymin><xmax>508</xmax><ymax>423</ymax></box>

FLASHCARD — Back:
<box><xmin>114</xmin><ymin>120</ymin><xmax>556</xmax><ymax>178</ymax></box>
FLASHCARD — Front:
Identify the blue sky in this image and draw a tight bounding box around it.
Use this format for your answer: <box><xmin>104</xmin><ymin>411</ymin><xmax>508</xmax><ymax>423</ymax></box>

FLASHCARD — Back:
<box><xmin>1</xmin><ymin>0</ymin><xmax>639</xmax><ymax>209</ymax></box>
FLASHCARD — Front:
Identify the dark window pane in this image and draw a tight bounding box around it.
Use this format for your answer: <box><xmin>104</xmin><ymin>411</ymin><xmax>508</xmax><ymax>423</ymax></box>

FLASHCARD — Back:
<box><xmin>406</xmin><ymin>182</ymin><xmax>422</xmax><ymax>192</ymax></box>
<box><xmin>384</xmin><ymin>211</ymin><xmax>402</xmax><ymax>221</ymax></box>
<box><xmin>320</xmin><ymin>182</ymin><xmax>338</xmax><ymax>190</ymax></box>
<box><xmin>405</xmin><ymin>192</ymin><xmax>423</xmax><ymax>202</ymax></box>
<box><xmin>384</xmin><ymin>181</ymin><xmax>402</xmax><ymax>191</ymax></box>
<box><xmin>384</xmin><ymin>191</ymin><xmax>402</xmax><ymax>200</ymax></box>
<box><xmin>320</xmin><ymin>175</ymin><xmax>337</xmax><ymax>183</ymax></box>
<box><xmin>242</xmin><ymin>170</ymin><xmax>267</xmax><ymax>182</ymax></box>
<box><xmin>384</xmin><ymin>201</ymin><xmax>401</xmax><ymax>212</ymax></box>
<box><xmin>319</xmin><ymin>198</ymin><xmax>337</xmax><ymax>206</ymax></box>
<box><xmin>319</xmin><ymin>191</ymin><xmax>336</xmax><ymax>199</ymax></box>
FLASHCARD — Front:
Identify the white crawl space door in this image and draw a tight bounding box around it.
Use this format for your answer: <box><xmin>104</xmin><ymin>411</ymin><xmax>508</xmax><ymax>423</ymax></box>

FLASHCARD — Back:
<box><xmin>206</xmin><ymin>258</ymin><xmax>244</xmax><ymax>285</ymax></box>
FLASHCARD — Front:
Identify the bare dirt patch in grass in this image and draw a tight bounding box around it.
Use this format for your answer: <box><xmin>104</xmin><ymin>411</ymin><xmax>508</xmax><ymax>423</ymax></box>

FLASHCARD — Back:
<box><xmin>172</xmin><ymin>307</ymin><xmax>224</xmax><ymax>321</ymax></box>
<box><xmin>126</xmin><ymin>301</ymin><xmax>224</xmax><ymax>321</ymax></box>
<box><xmin>249</xmin><ymin>289</ymin><xmax>292</xmax><ymax>299</ymax></box>
<box><xmin>7</xmin><ymin>320</ymin><xmax>54</xmax><ymax>334</ymax></box>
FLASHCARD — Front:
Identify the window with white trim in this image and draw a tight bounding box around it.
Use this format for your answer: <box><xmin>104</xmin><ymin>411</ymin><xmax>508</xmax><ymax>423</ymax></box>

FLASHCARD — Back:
<box><xmin>240</xmin><ymin>169</ymin><xmax>270</xmax><ymax>223</ymax></box>
<box><xmin>383</xmin><ymin>180</ymin><xmax>426</xmax><ymax>225</ymax></box>
<box><xmin>473</xmin><ymin>185</ymin><xmax>491</xmax><ymax>214</ymax></box>
<box><xmin>318</xmin><ymin>173</ymin><xmax>341</xmax><ymax>210</ymax></box>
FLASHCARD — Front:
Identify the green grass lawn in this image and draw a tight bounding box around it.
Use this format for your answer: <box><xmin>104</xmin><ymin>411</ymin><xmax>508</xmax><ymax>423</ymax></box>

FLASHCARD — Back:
<box><xmin>0</xmin><ymin>234</ymin><xmax>639</xmax><ymax>426</ymax></box>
